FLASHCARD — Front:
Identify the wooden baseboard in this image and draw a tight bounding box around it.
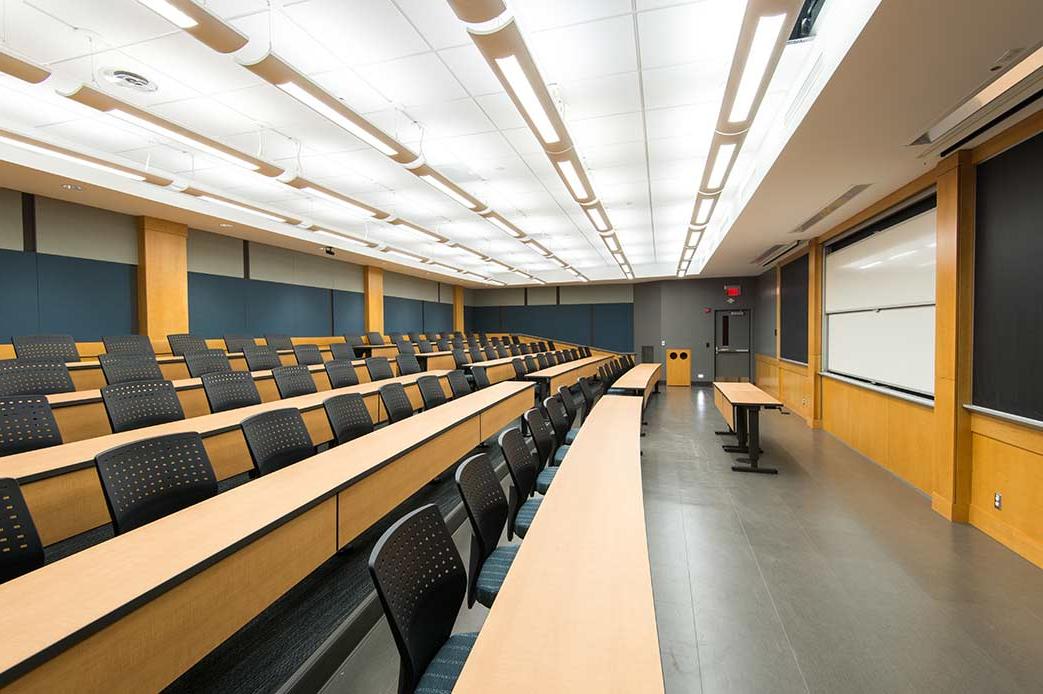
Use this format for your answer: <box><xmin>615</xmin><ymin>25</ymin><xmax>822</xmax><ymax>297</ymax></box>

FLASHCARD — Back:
<box><xmin>931</xmin><ymin>493</ymin><xmax>969</xmax><ymax>522</ymax></box>
<box><xmin>968</xmin><ymin>505</ymin><xmax>1043</xmax><ymax>570</ymax></box>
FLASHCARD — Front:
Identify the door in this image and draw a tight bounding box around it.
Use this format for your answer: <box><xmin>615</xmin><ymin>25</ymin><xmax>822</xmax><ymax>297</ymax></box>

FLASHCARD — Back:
<box><xmin>714</xmin><ymin>310</ymin><xmax>751</xmax><ymax>381</ymax></box>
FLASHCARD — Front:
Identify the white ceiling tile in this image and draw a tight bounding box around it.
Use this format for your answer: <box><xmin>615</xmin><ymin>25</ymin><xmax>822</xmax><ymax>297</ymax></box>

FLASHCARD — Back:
<box><xmin>642</xmin><ymin>62</ymin><xmax>731</xmax><ymax>111</ymax></box>
<box><xmin>510</xmin><ymin>0</ymin><xmax>633</xmax><ymax>33</ymax></box>
<box><xmin>404</xmin><ymin>99</ymin><xmax>495</xmax><ymax>138</ymax></box>
<box><xmin>232</xmin><ymin>12</ymin><xmax>342</xmax><ymax>75</ymax></box>
<box><xmin>283</xmin><ymin>0</ymin><xmax>428</xmax><ymax>67</ymax></box>
<box><xmin>150</xmin><ymin>96</ymin><xmax>263</xmax><ymax>137</ymax></box>
<box><xmin>477</xmin><ymin>94</ymin><xmax>530</xmax><ymax>133</ymax></box>
<box><xmin>438</xmin><ymin>44</ymin><xmax>505</xmax><ymax>97</ymax></box>
<box><xmin>30</xmin><ymin>0</ymin><xmax>174</xmax><ymax>50</ymax></box>
<box><xmin>394</xmin><ymin>0</ymin><xmax>472</xmax><ymax>49</ymax></box>
<box><xmin>527</xmin><ymin>16</ymin><xmax>637</xmax><ymax>83</ymax></box>
<box><xmin>37</xmin><ymin>116</ymin><xmax>154</xmax><ymax>155</ymax></box>
<box><xmin>570</xmin><ymin>112</ymin><xmax>646</xmax><ymax>149</ymax></box>
<box><xmin>558</xmin><ymin>72</ymin><xmax>642</xmax><ymax>122</ymax></box>
<box><xmin>307</xmin><ymin>68</ymin><xmax>393</xmax><ymax>114</ymax></box>
<box><xmin>120</xmin><ymin>33</ymin><xmax>263</xmax><ymax>97</ymax></box>
<box><xmin>355</xmin><ymin>53</ymin><xmax>466</xmax><ymax>107</ymax></box>
<box><xmin>644</xmin><ymin>103</ymin><xmax>718</xmax><ymax>142</ymax></box>
<box><xmin>637</xmin><ymin>0</ymin><xmax>746</xmax><ymax>69</ymax></box>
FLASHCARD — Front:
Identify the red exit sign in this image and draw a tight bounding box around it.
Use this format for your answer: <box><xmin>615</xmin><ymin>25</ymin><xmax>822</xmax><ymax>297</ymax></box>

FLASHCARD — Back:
<box><xmin>724</xmin><ymin>284</ymin><xmax>742</xmax><ymax>297</ymax></box>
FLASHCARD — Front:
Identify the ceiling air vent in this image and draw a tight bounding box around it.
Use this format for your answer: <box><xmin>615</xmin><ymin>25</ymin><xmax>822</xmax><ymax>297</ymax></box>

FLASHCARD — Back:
<box><xmin>789</xmin><ymin>183</ymin><xmax>871</xmax><ymax>235</ymax></box>
<box><xmin>752</xmin><ymin>241</ymin><xmax>801</xmax><ymax>267</ymax></box>
<box><xmin>102</xmin><ymin>68</ymin><xmax>158</xmax><ymax>93</ymax></box>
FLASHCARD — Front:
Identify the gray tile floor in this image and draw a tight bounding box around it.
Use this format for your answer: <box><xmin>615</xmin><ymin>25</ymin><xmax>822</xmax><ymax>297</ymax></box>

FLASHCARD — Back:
<box><xmin>324</xmin><ymin>387</ymin><xmax>1043</xmax><ymax>694</ymax></box>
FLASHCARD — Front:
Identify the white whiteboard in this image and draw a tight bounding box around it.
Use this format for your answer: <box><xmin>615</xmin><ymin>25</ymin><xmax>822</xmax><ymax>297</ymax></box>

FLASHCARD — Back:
<box><xmin>826</xmin><ymin>307</ymin><xmax>935</xmax><ymax>395</ymax></box>
<box><xmin>825</xmin><ymin>209</ymin><xmax>936</xmax><ymax>313</ymax></box>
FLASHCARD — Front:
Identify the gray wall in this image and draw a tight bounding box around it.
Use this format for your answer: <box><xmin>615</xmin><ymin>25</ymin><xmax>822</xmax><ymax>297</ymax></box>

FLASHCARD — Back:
<box><xmin>0</xmin><ymin>188</ymin><xmax>21</xmax><ymax>251</ymax></box>
<box><xmin>754</xmin><ymin>269</ymin><xmax>777</xmax><ymax>356</ymax></box>
<box><xmin>35</xmin><ymin>196</ymin><xmax>137</xmax><ymax>264</ymax></box>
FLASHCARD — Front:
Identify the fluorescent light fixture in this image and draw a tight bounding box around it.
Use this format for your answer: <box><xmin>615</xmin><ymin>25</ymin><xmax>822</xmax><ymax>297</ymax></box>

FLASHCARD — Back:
<box><xmin>551</xmin><ymin>257</ymin><xmax>568</xmax><ymax>268</ymax></box>
<box><xmin>137</xmin><ymin>0</ymin><xmax>197</xmax><ymax>28</ymax></box>
<box><xmin>611</xmin><ymin>250</ymin><xmax>625</xmax><ymax>263</ymax></box>
<box><xmin>677</xmin><ymin>269</ymin><xmax>686</xmax><ymax>278</ymax></box>
<box><xmin>707</xmin><ymin>143</ymin><xmax>738</xmax><ymax>189</ymax></box>
<box><xmin>555</xmin><ymin>159</ymin><xmax>591</xmax><ymax>200</ymax></box>
<box><xmin>198</xmin><ymin>195</ymin><xmax>287</xmax><ymax>223</ymax></box>
<box><xmin>728</xmin><ymin>13</ymin><xmax>788</xmax><ymax>123</ymax></box>
<box><xmin>314</xmin><ymin>229</ymin><xmax>371</xmax><ymax>247</ymax></box>
<box><xmin>385</xmin><ymin>248</ymin><xmax>425</xmax><ymax>262</ymax></box>
<box><xmin>277</xmin><ymin>81</ymin><xmax>397</xmax><ymax>157</ymax></box>
<box><xmin>694</xmin><ymin>197</ymin><xmax>716</xmax><ymax>225</ymax></box>
<box><xmin>110</xmin><ymin>109</ymin><xmax>258</xmax><ymax>171</ymax></box>
<box><xmin>568</xmin><ymin>268</ymin><xmax>583</xmax><ymax>278</ymax></box>
<box><xmin>0</xmin><ymin>134</ymin><xmax>146</xmax><ymax>181</ymax></box>
<box><xmin>420</xmin><ymin>174</ymin><xmax>478</xmax><ymax>210</ymax></box>
<box><xmin>487</xmin><ymin>216</ymin><xmax>524</xmax><ymax>238</ymax></box>
<box><xmin>495</xmin><ymin>54</ymin><xmax>560</xmax><ymax>145</ymax></box>
<box><xmin>602</xmin><ymin>234</ymin><xmax>621</xmax><ymax>253</ymax></box>
<box><xmin>301</xmin><ymin>186</ymin><xmax>375</xmax><ymax>217</ymax></box>
<box><xmin>586</xmin><ymin>205</ymin><xmax>610</xmax><ymax>232</ymax></box>
<box><xmin>889</xmin><ymin>250</ymin><xmax>916</xmax><ymax>261</ymax></box>
<box><xmin>682</xmin><ymin>247</ymin><xmax>696</xmax><ymax>262</ymax></box>
<box><xmin>524</xmin><ymin>239</ymin><xmax>553</xmax><ymax>257</ymax></box>
<box><xmin>623</xmin><ymin>270</ymin><xmax>634</xmax><ymax>279</ymax></box>
<box><xmin>858</xmin><ymin>260</ymin><xmax>882</xmax><ymax>270</ymax></box>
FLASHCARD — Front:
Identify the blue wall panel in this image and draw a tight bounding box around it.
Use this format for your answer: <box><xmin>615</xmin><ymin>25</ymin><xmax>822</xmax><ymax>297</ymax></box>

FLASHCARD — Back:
<box><xmin>422</xmin><ymin>301</ymin><xmax>452</xmax><ymax>334</ymax></box>
<box><xmin>464</xmin><ymin>305</ymin><xmax>475</xmax><ymax>332</ymax></box>
<box><xmin>189</xmin><ymin>272</ymin><xmax>249</xmax><ymax>337</ymax></box>
<box><xmin>246</xmin><ymin>280</ymin><xmax>331</xmax><ymax>336</ymax></box>
<box><xmin>384</xmin><ymin>296</ymin><xmax>423</xmax><ymax>334</ymax></box>
<box><xmin>0</xmin><ymin>249</ymin><xmax>40</xmax><ymax>341</ymax></box>
<box><xmin>471</xmin><ymin>306</ymin><xmax>501</xmax><ymax>332</ymax></box>
<box><xmin>37</xmin><ymin>254</ymin><xmax>136</xmax><ymax>341</ymax></box>
<box><xmin>592</xmin><ymin>303</ymin><xmax>634</xmax><ymax>352</ymax></box>
<box><xmin>333</xmin><ymin>290</ymin><xmax>364</xmax><ymax>337</ymax></box>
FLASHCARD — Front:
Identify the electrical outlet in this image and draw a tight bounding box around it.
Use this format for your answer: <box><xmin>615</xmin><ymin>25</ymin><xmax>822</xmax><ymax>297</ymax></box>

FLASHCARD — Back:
<box><xmin>994</xmin><ymin>492</ymin><xmax>1002</xmax><ymax>510</ymax></box>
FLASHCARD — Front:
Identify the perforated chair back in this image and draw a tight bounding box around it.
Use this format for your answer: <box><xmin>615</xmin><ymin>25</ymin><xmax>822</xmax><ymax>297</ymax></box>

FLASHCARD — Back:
<box><xmin>324</xmin><ymin>393</ymin><xmax>374</xmax><ymax>445</ymax></box>
<box><xmin>452</xmin><ymin>349</ymin><xmax>470</xmax><ymax>368</ymax></box>
<box><xmin>508</xmin><ymin>344</ymin><xmax>521</xmax><ymax>356</ymax></box>
<box><xmin>200</xmin><ymin>371</ymin><xmax>261</xmax><ymax>413</ymax></box>
<box><xmin>467</xmin><ymin>338</ymin><xmax>480</xmax><ymax>356</ymax></box>
<box><xmin>545</xmin><ymin>352</ymin><xmax>558</xmax><ymax>366</ymax></box>
<box><xmin>103</xmin><ymin>334</ymin><xmax>154</xmax><ymax>356</ymax></box>
<box><xmin>379</xmin><ymin>383</ymin><xmax>414</xmax><ymax>424</ymax></box>
<box><xmin>571</xmin><ymin>349</ymin><xmax>581</xmax><ymax>360</ymax></box>
<box><xmin>483</xmin><ymin>345</ymin><xmax>498</xmax><ymax>361</ymax></box>
<box><xmin>579</xmin><ymin>376</ymin><xmax>600</xmax><ymax>414</ymax></box>
<box><xmin>167</xmin><ymin>333</ymin><xmax>208</xmax><ymax>357</ymax></box>
<box><xmin>544</xmin><ymin>396</ymin><xmax>571</xmax><ymax>447</ymax></box>
<box><xmin>394</xmin><ymin>338</ymin><xmax>416</xmax><ymax>356</ymax></box>
<box><xmin>272</xmin><ymin>365</ymin><xmax>317</xmax><ymax>398</ymax></box>
<box><xmin>536</xmin><ymin>353</ymin><xmax>549</xmax><ymax>369</ymax></box>
<box><xmin>494</xmin><ymin>344</ymin><xmax>508</xmax><ymax>358</ymax></box>
<box><xmin>344</xmin><ymin>335</ymin><xmax>364</xmax><ymax>347</ymax></box>
<box><xmin>582</xmin><ymin>346</ymin><xmax>592</xmax><ymax>357</ymax></box>
<box><xmin>498</xmin><ymin>427</ymin><xmax>538</xmax><ymax>500</ymax></box>
<box><xmin>240</xmin><ymin>408</ymin><xmax>315</xmax><ymax>476</ymax></box>
<box><xmin>455</xmin><ymin>453</ymin><xmax>509</xmax><ymax>606</ymax></box>
<box><xmin>101</xmin><ymin>380</ymin><xmax>185</xmax><ymax>433</ymax></box>
<box><xmin>291</xmin><ymin>344</ymin><xmax>322</xmax><ymax>366</ymax></box>
<box><xmin>471</xmin><ymin>365</ymin><xmax>491</xmax><ymax>390</ymax></box>
<box><xmin>184</xmin><ymin>349</ymin><xmax>232</xmax><ymax>378</ymax></box>
<box><xmin>365</xmin><ymin>331</ymin><xmax>385</xmax><ymax>346</ymax></box>
<box><xmin>242</xmin><ymin>345</ymin><xmax>282</xmax><ymax>371</ymax></box>
<box><xmin>325</xmin><ymin>359</ymin><xmax>360</xmax><ymax>389</ymax></box>
<box><xmin>546</xmin><ymin>341</ymin><xmax>556</xmax><ymax>350</ymax></box>
<box><xmin>366</xmin><ymin>357</ymin><xmax>394</xmax><ymax>381</ymax></box>
<box><xmin>95</xmin><ymin>432</ymin><xmax>217</xmax><ymax>534</ymax></box>
<box><xmin>524</xmin><ymin>356</ymin><xmax>538</xmax><ymax>373</ymax></box>
<box><xmin>451</xmin><ymin>337</ymin><xmax>464</xmax><ymax>349</ymax></box>
<box><xmin>396</xmin><ymin>354</ymin><xmax>421</xmax><ymax>376</ymax></box>
<box><xmin>524</xmin><ymin>407</ymin><xmax>555</xmax><ymax>470</ymax></box>
<box><xmin>265</xmin><ymin>334</ymin><xmax>292</xmax><ymax>350</ymax></box>
<box><xmin>0</xmin><ymin>396</ymin><xmax>63</xmax><ymax>457</ymax></box>
<box><xmin>558</xmin><ymin>385</ymin><xmax>579</xmax><ymax>426</ymax></box>
<box><xmin>0</xmin><ymin>361</ymin><xmax>74</xmax><ymax>396</ymax></box>
<box><xmin>519</xmin><ymin>343</ymin><xmax>531</xmax><ymax>355</ymax></box>
<box><xmin>98</xmin><ymin>354</ymin><xmax>163</xmax><ymax>385</ymax></box>
<box><xmin>436</xmin><ymin>338</ymin><xmax>450</xmax><ymax>351</ymax></box>
<box><xmin>329</xmin><ymin>343</ymin><xmax>358</xmax><ymax>361</ymax></box>
<box><xmin>563</xmin><ymin>350</ymin><xmax>574</xmax><ymax>362</ymax></box>
<box><xmin>417</xmin><ymin>339</ymin><xmax>434</xmax><ymax>353</ymax></box>
<box><xmin>369</xmin><ymin>504</ymin><xmax>466</xmax><ymax>694</ymax></box>
<box><xmin>417</xmin><ymin>375</ymin><xmax>446</xmax><ymax>410</ymax></box>
<box><xmin>0</xmin><ymin>478</ymin><xmax>44</xmax><ymax>583</ymax></box>
<box><xmin>12</xmin><ymin>335</ymin><xmax>78</xmax><ymax>363</ymax></box>
<box><xmin>447</xmin><ymin>369</ymin><xmax>471</xmax><ymax>398</ymax></box>
<box><xmin>511</xmin><ymin>358</ymin><xmax>526</xmax><ymax>379</ymax></box>
<box><xmin>224</xmin><ymin>335</ymin><xmax>255</xmax><ymax>354</ymax></box>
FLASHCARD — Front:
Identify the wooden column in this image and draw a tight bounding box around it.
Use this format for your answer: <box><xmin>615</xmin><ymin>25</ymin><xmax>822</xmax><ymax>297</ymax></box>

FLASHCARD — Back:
<box><xmin>932</xmin><ymin>151</ymin><xmax>975</xmax><ymax>522</ymax></box>
<box><xmin>363</xmin><ymin>266</ymin><xmax>384</xmax><ymax>334</ymax></box>
<box><xmin>137</xmin><ymin>217</ymin><xmax>188</xmax><ymax>341</ymax></box>
<box><xmin>806</xmin><ymin>240</ymin><xmax>823</xmax><ymax>428</ymax></box>
<box><xmin>453</xmin><ymin>285</ymin><xmax>465</xmax><ymax>332</ymax></box>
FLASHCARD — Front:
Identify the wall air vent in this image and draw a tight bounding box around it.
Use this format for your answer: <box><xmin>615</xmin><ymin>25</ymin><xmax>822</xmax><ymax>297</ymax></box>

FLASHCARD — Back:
<box><xmin>752</xmin><ymin>241</ymin><xmax>801</xmax><ymax>267</ymax></box>
<box><xmin>789</xmin><ymin>184</ymin><xmax>871</xmax><ymax>235</ymax></box>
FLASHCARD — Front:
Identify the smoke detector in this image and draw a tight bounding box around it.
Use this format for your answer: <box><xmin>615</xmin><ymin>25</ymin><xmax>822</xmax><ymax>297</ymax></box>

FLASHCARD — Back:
<box><xmin>101</xmin><ymin>68</ymin><xmax>158</xmax><ymax>93</ymax></box>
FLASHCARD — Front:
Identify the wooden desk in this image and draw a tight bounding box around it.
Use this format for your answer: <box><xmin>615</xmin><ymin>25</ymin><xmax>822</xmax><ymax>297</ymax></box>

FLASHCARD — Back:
<box><xmin>712</xmin><ymin>382</ymin><xmax>783</xmax><ymax>474</ymax></box>
<box><xmin>524</xmin><ymin>355</ymin><xmax>610</xmax><ymax>399</ymax></box>
<box><xmin>464</xmin><ymin>353</ymin><xmax>532</xmax><ymax>384</ymax></box>
<box><xmin>5</xmin><ymin>371</ymin><xmax>453</xmax><ymax>546</ymax></box>
<box><xmin>0</xmin><ymin>381</ymin><xmax>535</xmax><ymax>693</ymax></box>
<box><xmin>454</xmin><ymin>395</ymin><xmax>663</xmax><ymax>693</ymax></box>
<box><xmin>610</xmin><ymin>363</ymin><xmax>662</xmax><ymax>407</ymax></box>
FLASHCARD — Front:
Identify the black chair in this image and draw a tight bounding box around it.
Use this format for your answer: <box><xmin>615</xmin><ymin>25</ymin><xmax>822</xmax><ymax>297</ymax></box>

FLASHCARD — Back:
<box><xmin>344</xmin><ymin>334</ymin><xmax>364</xmax><ymax>347</ymax></box>
<box><xmin>498</xmin><ymin>428</ymin><xmax>542</xmax><ymax>539</ymax></box>
<box><xmin>546</xmin><ymin>341</ymin><xmax>556</xmax><ymax>350</ymax></box>
<box><xmin>563</xmin><ymin>350</ymin><xmax>574</xmax><ymax>362</ymax></box>
<box><xmin>536</xmin><ymin>353</ymin><xmax>549</xmax><ymax>369</ymax></box>
<box><xmin>167</xmin><ymin>333</ymin><xmax>208</xmax><ymax>357</ymax></box>
<box><xmin>483</xmin><ymin>345</ymin><xmax>498</xmax><ymax>361</ymax></box>
<box><xmin>523</xmin><ymin>355</ymin><xmax>538</xmax><ymax>374</ymax></box>
<box><xmin>365</xmin><ymin>331</ymin><xmax>385</xmax><ymax>346</ymax></box>
<box><xmin>184</xmin><ymin>349</ymin><xmax>232</xmax><ymax>378</ymax></box>
<box><xmin>325</xmin><ymin>359</ymin><xmax>360</xmax><ymax>389</ymax></box>
<box><xmin>452</xmin><ymin>348</ymin><xmax>470</xmax><ymax>369</ymax></box>
<box><xmin>330</xmin><ymin>343</ymin><xmax>358</xmax><ymax>361</ymax></box>
<box><xmin>536</xmin><ymin>341</ymin><xmax>547</xmax><ymax>352</ymax></box>
<box><xmin>417</xmin><ymin>339</ymin><xmax>434</xmax><ymax>353</ymax></box>
<box><xmin>394</xmin><ymin>338</ymin><xmax>416</xmax><ymax>356</ymax></box>
<box><xmin>265</xmin><ymin>334</ymin><xmax>293</xmax><ymax>350</ymax></box>
<box><xmin>94</xmin><ymin>432</ymin><xmax>217</xmax><ymax>534</ymax></box>
<box><xmin>511</xmin><ymin>358</ymin><xmax>526</xmax><ymax>379</ymax></box>
<box><xmin>524</xmin><ymin>408</ymin><xmax>558</xmax><ymax>494</ymax></box>
<box><xmin>369</xmin><ymin>504</ymin><xmax>474</xmax><ymax>694</ymax></box>
<box><xmin>242</xmin><ymin>345</ymin><xmax>282</xmax><ymax>371</ymax></box>
<box><xmin>471</xmin><ymin>365</ymin><xmax>491</xmax><ymax>390</ymax></box>
<box><xmin>467</xmin><ymin>338</ymin><xmax>481</xmax><ymax>357</ymax></box>
<box><xmin>12</xmin><ymin>334</ymin><xmax>79</xmax><ymax>363</ymax></box>
<box><xmin>494</xmin><ymin>344</ymin><xmax>509</xmax><ymax>359</ymax></box>
<box><xmin>0</xmin><ymin>360</ymin><xmax>74</xmax><ymax>396</ymax></box>
<box><xmin>508</xmin><ymin>344</ymin><xmax>521</xmax><ymax>356</ymax></box>
<box><xmin>579</xmin><ymin>376</ymin><xmax>601</xmax><ymax>415</ymax></box>
<box><xmin>519</xmin><ymin>343</ymin><xmax>531</xmax><ymax>355</ymax></box>
<box><xmin>366</xmin><ymin>357</ymin><xmax>394</xmax><ymax>381</ymax></box>
<box><xmin>447</xmin><ymin>369</ymin><xmax>472</xmax><ymax>398</ymax></box>
<box><xmin>200</xmin><ymin>371</ymin><xmax>261</xmax><ymax>413</ymax></box>
<box><xmin>379</xmin><ymin>383</ymin><xmax>414</xmax><ymax>424</ymax></box>
<box><xmin>570</xmin><ymin>349</ymin><xmax>580</xmax><ymax>360</ymax></box>
<box><xmin>98</xmin><ymin>354</ymin><xmax>163</xmax><ymax>385</ymax></box>
<box><xmin>323</xmin><ymin>393</ymin><xmax>374</xmax><ymax>445</ymax></box>
<box><xmin>0</xmin><ymin>396</ymin><xmax>63</xmax><ymax>457</ymax></box>
<box><xmin>0</xmin><ymin>478</ymin><xmax>45</xmax><ymax>583</ymax></box>
<box><xmin>547</xmin><ymin>353</ymin><xmax>559</xmax><ymax>366</ymax></box>
<box><xmin>103</xmin><ymin>334</ymin><xmax>155</xmax><ymax>356</ymax></box>
<box><xmin>582</xmin><ymin>346</ymin><xmax>592</xmax><ymax>357</ymax></box>
<box><xmin>544</xmin><ymin>396</ymin><xmax>572</xmax><ymax>465</ymax></box>
<box><xmin>455</xmin><ymin>454</ymin><xmax>519</xmax><ymax>608</ymax></box>
<box><xmin>240</xmin><ymin>408</ymin><xmax>315</xmax><ymax>477</ymax></box>
<box><xmin>101</xmin><ymin>380</ymin><xmax>185</xmax><ymax>433</ymax></box>
<box><xmin>417</xmin><ymin>375</ymin><xmax>446</xmax><ymax>410</ymax></box>
<box><xmin>224</xmin><ymin>335</ymin><xmax>255</xmax><ymax>354</ymax></box>
<box><xmin>558</xmin><ymin>385</ymin><xmax>581</xmax><ymax>443</ymax></box>
<box><xmin>388</xmin><ymin>332</ymin><xmax>405</xmax><ymax>343</ymax></box>
<box><xmin>271</xmin><ymin>365</ymin><xmax>317</xmax><ymax>398</ymax></box>
<box><xmin>478</xmin><ymin>332</ymin><xmax>489</xmax><ymax>344</ymax></box>
<box><xmin>436</xmin><ymin>337</ymin><xmax>450</xmax><ymax>351</ymax></box>
<box><xmin>396</xmin><ymin>354</ymin><xmax>421</xmax><ymax>376</ymax></box>
<box><xmin>293</xmin><ymin>344</ymin><xmax>323</xmax><ymax>366</ymax></box>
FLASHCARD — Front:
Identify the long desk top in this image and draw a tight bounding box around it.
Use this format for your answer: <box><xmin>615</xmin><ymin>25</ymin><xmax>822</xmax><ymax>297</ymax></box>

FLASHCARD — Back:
<box><xmin>0</xmin><ymin>380</ymin><xmax>535</xmax><ymax>688</ymax></box>
<box><xmin>612</xmin><ymin>363</ymin><xmax>663</xmax><ymax>392</ymax></box>
<box><xmin>4</xmin><ymin>370</ymin><xmax>452</xmax><ymax>484</ymax></box>
<box><xmin>713</xmin><ymin>381</ymin><xmax>782</xmax><ymax>407</ymax></box>
<box><xmin>524</xmin><ymin>354</ymin><xmax>610</xmax><ymax>380</ymax></box>
<box><xmin>454</xmin><ymin>394</ymin><xmax>662</xmax><ymax>693</ymax></box>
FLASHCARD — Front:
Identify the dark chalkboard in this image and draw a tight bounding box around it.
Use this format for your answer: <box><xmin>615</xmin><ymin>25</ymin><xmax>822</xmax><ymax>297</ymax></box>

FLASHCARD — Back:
<box><xmin>780</xmin><ymin>253</ymin><xmax>809</xmax><ymax>363</ymax></box>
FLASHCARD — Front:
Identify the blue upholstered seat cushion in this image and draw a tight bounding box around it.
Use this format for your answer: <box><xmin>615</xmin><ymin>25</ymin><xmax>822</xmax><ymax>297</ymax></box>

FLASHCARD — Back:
<box><xmin>565</xmin><ymin>429</ymin><xmax>578</xmax><ymax>444</ymax></box>
<box><xmin>475</xmin><ymin>544</ymin><xmax>520</xmax><ymax>607</ymax></box>
<box><xmin>553</xmin><ymin>444</ymin><xmax>570</xmax><ymax>465</ymax></box>
<box><xmin>515</xmin><ymin>497</ymin><xmax>542</xmax><ymax>538</ymax></box>
<box><xmin>415</xmin><ymin>632</ymin><xmax>479</xmax><ymax>694</ymax></box>
<box><xmin>536</xmin><ymin>466</ymin><xmax>557</xmax><ymax>494</ymax></box>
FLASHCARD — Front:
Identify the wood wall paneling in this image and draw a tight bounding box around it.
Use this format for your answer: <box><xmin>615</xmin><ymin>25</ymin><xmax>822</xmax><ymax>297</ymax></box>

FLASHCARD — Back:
<box><xmin>137</xmin><ymin>217</ymin><xmax>189</xmax><ymax>340</ymax></box>
<box><xmin>453</xmin><ymin>285</ymin><xmax>465</xmax><ymax>332</ymax></box>
<box><xmin>363</xmin><ymin>266</ymin><xmax>383</xmax><ymax>334</ymax></box>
